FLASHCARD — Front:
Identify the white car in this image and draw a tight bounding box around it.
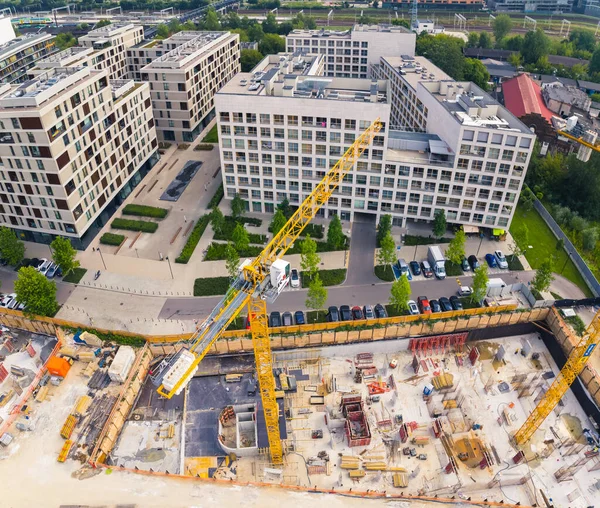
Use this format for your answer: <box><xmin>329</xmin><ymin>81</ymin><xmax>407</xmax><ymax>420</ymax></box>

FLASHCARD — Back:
<box><xmin>494</xmin><ymin>250</ymin><xmax>509</xmax><ymax>269</ymax></box>
<box><xmin>407</xmin><ymin>300</ymin><xmax>420</xmax><ymax>315</ymax></box>
<box><xmin>457</xmin><ymin>286</ymin><xmax>473</xmax><ymax>297</ymax></box>
<box><xmin>37</xmin><ymin>258</ymin><xmax>50</xmax><ymax>273</ymax></box>
<box><xmin>290</xmin><ymin>269</ymin><xmax>300</xmax><ymax>288</ymax></box>
<box><xmin>1</xmin><ymin>293</ymin><xmax>16</xmax><ymax>308</ymax></box>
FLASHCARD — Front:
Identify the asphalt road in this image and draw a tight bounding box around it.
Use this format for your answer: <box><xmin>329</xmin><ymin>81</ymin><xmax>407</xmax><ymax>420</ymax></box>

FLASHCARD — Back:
<box><xmin>159</xmin><ymin>270</ymin><xmax>530</xmax><ymax>320</ymax></box>
<box><xmin>345</xmin><ymin>219</ymin><xmax>379</xmax><ymax>286</ymax></box>
<box><xmin>0</xmin><ymin>267</ymin><xmax>75</xmax><ymax>304</ymax></box>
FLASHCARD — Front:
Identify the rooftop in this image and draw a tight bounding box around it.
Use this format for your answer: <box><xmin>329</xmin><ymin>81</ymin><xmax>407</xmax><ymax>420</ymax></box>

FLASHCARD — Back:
<box><xmin>288</xmin><ymin>23</ymin><xmax>410</xmax><ymax>37</ymax></box>
<box><xmin>386</xmin><ymin>130</ymin><xmax>455</xmax><ymax>167</ymax></box>
<box><xmin>144</xmin><ymin>31</ymin><xmax>230</xmax><ymax>68</ymax></box>
<box><xmin>502</xmin><ymin>73</ymin><xmax>554</xmax><ymax>122</ymax></box>
<box><xmin>0</xmin><ymin>33</ymin><xmax>53</xmax><ymax>61</ymax></box>
<box><xmin>543</xmin><ymin>83</ymin><xmax>591</xmax><ymax>105</ymax></box>
<box><xmin>80</xmin><ymin>23</ymin><xmax>136</xmax><ymax>39</ymax></box>
<box><xmin>381</xmin><ymin>55</ymin><xmax>452</xmax><ymax>91</ymax></box>
<box><xmin>35</xmin><ymin>47</ymin><xmax>94</xmax><ymax>68</ymax></box>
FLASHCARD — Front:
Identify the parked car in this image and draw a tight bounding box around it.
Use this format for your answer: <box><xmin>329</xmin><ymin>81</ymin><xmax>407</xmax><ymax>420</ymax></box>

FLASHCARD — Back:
<box><xmin>420</xmin><ymin>260</ymin><xmax>433</xmax><ymax>278</ymax></box>
<box><xmin>457</xmin><ymin>286</ymin><xmax>473</xmax><ymax>297</ymax></box>
<box><xmin>407</xmin><ymin>300</ymin><xmax>419</xmax><ymax>315</ymax></box>
<box><xmin>339</xmin><ymin>305</ymin><xmax>352</xmax><ymax>321</ymax></box>
<box><xmin>494</xmin><ymin>250</ymin><xmax>509</xmax><ymax>269</ymax></box>
<box><xmin>37</xmin><ymin>258</ymin><xmax>50</xmax><ymax>273</ymax></box>
<box><xmin>351</xmin><ymin>306</ymin><xmax>364</xmax><ymax>320</ymax></box>
<box><xmin>270</xmin><ymin>311</ymin><xmax>282</xmax><ymax>327</ymax></box>
<box><xmin>467</xmin><ymin>255</ymin><xmax>480</xmax><ymax>271</ymax></box>
<box><xmin>363</xmin><ymin>305</ymin><xmax>375</xmax><ymax>319</ymax></box>
<box><xmin>294</xmin><ymin>310</ymin><xmax>305</xmax><ymax>325</ymax></box>
<box><xmin>46</xmin><ymin>263</ymin><xmax>58</xmax><ymax>278</ymax></box>
<box><xmin>7</xmin><ymin>298</ymin><xmax>20</xmax><ymax>310</ymax></box>
<box><xmin>29</xmin><ymin>258</ymin><xmax>41</xmax><ymax>270</ymax></box>
<box><xmin>439</xmin><ymin>297</ymin><xmax>453</xmax><ymax>312</ymax></box>
<box><xmin>450</xmin><ymin>295</ymin><xmax>463</xmax><ymax>310</ymax></box>
<box><xmin>397</xmin><ymin>258</ymin><xmax>409</xmax><ymax>277</ymax></box>
<box><xmin>290</xmin><ymin>269</ymin><xmax>300</xmax><ymax>288</ymax></box>
<box><xmin>282</xmin><ymin>312</ymin><xmax>293</xmax><ymax>326</ymax></box>
<box><xmin>374</xmin><ymin>303</ymin><xmax>387</xmax><ymax>318</ymax></box>
<box><xmin>461</xmin><ymin>257</ymin><xmax>470</xmax><ymax>272</ymax></box>
<box><xmin>327</xmin><ymin>306</ymin><xmax>339</xmax><ymax>322</ymax></box>
<box><xmin>0</xmin><ymin>258</ymin><xmax>7</xmax><ymax>266</ymax></box>
<box><xmin>409</xmin><ymin>261</ymin><xmax>421</xmax><ymax>276</ymax></box>
<box><xmin>430</xmin><ymin>299</ymin><xmax>441</xmax><ymax>313</ymax></box>
<box><xmin>1</xmin><ymin>293</ymin><xmax>16</xmax><ymax>308</ymax></box>
<box><xmin>485</xmin><ymin>253</ymin><xmax>498</xmax><ymax>268</ymax></box>
<box><xmin>55</xmin><ymin>267</ymin><xmax>63</xmax><ymax>278</ymax></box>
<box><xmin>417</xmin><ymin>296</ymin><xmax>432</xmax><ymax>314</ymax></box>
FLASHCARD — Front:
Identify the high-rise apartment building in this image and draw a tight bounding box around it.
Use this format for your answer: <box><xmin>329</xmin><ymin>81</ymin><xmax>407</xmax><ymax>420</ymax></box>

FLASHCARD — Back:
<box><xmin>488</xmin><ymin>0</ymin><xmax>574</xmax><ymax>12</ymax></box>
<box><xmin>0</xmin><ymin>34</ymin><xmax>56</xmax><ymax>84</ymax></box>
<box><xmin>132</xmin><ymin>31</ymin><xmax>239</xmax><ymax>142</ymax></box>
<box><xmin>215</xmin><ymin>51</ymin><xmax>535</xmax><ymax>230</ymax></box>
<box><xmin>286</xmin><ymin>25</ymin><xmax>415</xmax><ymax>79</ymax></box>
<box><xmin>0</xmin><ymin>67</ymin><xmax>158</xmax><ymax>247</ymax></box>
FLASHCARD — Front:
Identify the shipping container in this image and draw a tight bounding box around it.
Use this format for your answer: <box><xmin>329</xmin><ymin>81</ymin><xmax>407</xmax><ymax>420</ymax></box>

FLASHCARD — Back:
<box><xmin>46</xmin><ymin>356</ymin><xmax>71</xmax><ymax>378</ymax></box>
<box><xmin>108</xmin><ymin>346</ymin><xmax>135</xmax><ymax>383</ymax></box>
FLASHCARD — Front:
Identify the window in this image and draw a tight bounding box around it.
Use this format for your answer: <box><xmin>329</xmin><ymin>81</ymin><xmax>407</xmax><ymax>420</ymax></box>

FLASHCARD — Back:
<box><xmin>488</xmin><ymin>148</ymin><xmax>500</xmax><ymax>160</ymax></box>
<box><xmin>463</xmin><ymin>130</ymin><xmax>474</xmax><ymax>141</ymax></box>
<box><xmin>502</xmin><ymin>150</ymin><xmax>514</xmax><ymax>161</ymax></box>
<box><xmin>491</xmin><ymin>133</ymin><xmax>503</xmax><ymax>145</ymax></box>
<box><xmin>505</xmin><ymin>135</ymin><xmax>517</xmax><ymax>147</ymax></box>
<box><xmin>260</xmin><ymin>114</ymin><xmax>270</xmax><ymax>124</ymax></box>
<box><xmin>477</xmin><ymin>132</ymin><xmax>489</xmax><ymax>143</ymax></box>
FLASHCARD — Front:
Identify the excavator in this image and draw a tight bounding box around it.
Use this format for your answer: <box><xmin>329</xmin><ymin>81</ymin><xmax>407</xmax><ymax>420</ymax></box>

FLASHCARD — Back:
<box><xmin>150</xmin><ymin>118</ymin><xmax>384</xmax><ymax>464</ymax></box>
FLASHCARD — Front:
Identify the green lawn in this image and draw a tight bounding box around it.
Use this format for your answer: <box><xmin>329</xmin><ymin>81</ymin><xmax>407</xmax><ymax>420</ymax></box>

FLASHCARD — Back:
<box><xmin>201</xmin><ymin>124</ymin><xmax>218</xmax><ymax>143</ymax></box>
<box><xmin>510</xmin><ymin>204</ymin><xmax>592</xmax><ymax>297</ymax></box>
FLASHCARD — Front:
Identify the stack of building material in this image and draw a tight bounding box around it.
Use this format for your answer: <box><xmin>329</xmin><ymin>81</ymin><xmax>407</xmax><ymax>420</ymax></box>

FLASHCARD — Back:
<box><xmin>58</xmin><ymin>346</ymin><xmax>77</xmax><ymax>359</ymax></box>
<box><xmin>35</xmin><ymin>385</ymin><xmax>49</xmax><ymax>402</ymax></box>
<box><xmin>87</xmin><ymin>369</ymin><xmax>111</xmax><ymax>390</ymax></box>
<box><xmin>340</xmin><ymin>455</ymin><xmax>361</xmax><ymax>469</ymax></box>
<box><xmin>108</xmin><ymin>346</ymin><xmax>135</xmax><ymax>383</ymax></box>
<box><xmin>82</xmin><ymin>362</ymin><xmax>98</xmax><ymax>378</ymax></box>
<box><xmin>57</xmin><ymin>440</ymin><xmax>72</xmax><ymax>462</ymax></box>
<box><xmin>349</xmin><ymin>470</ymin><xmax>366</xmax><ymax>479</ymax></box>
<box><xmin>77</xmin><ymin>351</ymin><xmax>97</xmax><ymax>363</ymax></box>
<box><xmin>363</xmin><ymin>461</ymin><xmax>387</xmax><ymax>471</ymax></box>
<box><xmin>412</xmin><ymin>436</ymin><xmax>430</xmax><ymax>445</ymax></box>
<box><xmin>432</xmin><ymin>372</ymin><xmax>454</xmax><ymax>390</ymax></box>
<box><xmin>60</xmin><ymin>415</ymin><xmax>78</xmax><ymax>439</ymax></box>
<box><xmin>73</xmin><ymin>395</ymin><xmax>92</xmax><ymax>417</ymax></box>
<box><xmin>393</xmin><ymin>472</ymin><xmax>409</xmax><ymax>487</ymax></box>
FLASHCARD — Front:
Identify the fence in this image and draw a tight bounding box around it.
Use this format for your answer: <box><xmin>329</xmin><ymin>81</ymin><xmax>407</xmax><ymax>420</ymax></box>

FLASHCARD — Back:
<box><xmin>533</xmin><ymin>199</ymin><xmax>600</xmax><ymax>297</ymax></box>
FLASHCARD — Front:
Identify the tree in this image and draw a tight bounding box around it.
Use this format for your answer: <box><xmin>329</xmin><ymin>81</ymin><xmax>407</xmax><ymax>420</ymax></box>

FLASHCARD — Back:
<box><xmin>231</xmin><ymin>28</ymin><xmax>249</xmax><ymax>42</ymax></box>
<box><xmin>522</xmin><ymin>29</ymin><xmax>551</xmax><ymax>64</ymax></box>
<box><xmin>95</xmin><ymin>20</ymin><xmax>111</xmax><ymax>28</ymax></box>
<box><xmin>377</xmin><ymin>231</ymin><xmax>396</xmax><ymax>269</ymax></box>
<box><xmin>259</xmin><ymin>33</ymin><xmax>285</xmax><ymax>55</ymax></box>
<box><xmin>416</xmin><ymin>34</ymin><xmax>466</xmax><ymax>80</ymax></box>
<box><xmin>300</xmin><ymin>234</ymin><xmax>320</xmax><ymax>277</ymax></box>
<box><xmin>471</xmin><ymin>264</ymin><xmax>489</xmax><ymax>304</ymax></box>
<box><xmin>155</xmin><ymin>24</ymin><xmax>169</xmax><ymax>39</ymax></box>
<box><xmin>327</xmin><ymin>214</ymin><xmax>345</xmax><ymax>250</ymax></box>
<box><xmin>391</xmin><ymin>19</ymin><xmax>410</xmax><ymax>29</ymax></box>
<box><xmin>531</xmin><ymin>259</ymin><xmax>555</xmax><ymax>294</ymax></box>
<box><xmin>277</xmin><ymin>197</ymin><xmax>292</xmax><ymax>219</ymax></box>
<box><xmin>467</xmin><ymin>32</ymin><xmax>479</xmax><ymax>48</ymax></box>
<box><xmin>210</xmin><ymin>206</ymin><xmax>225</xmax><ymax>234</ymax></box>
<box><xmin>0</xmin><ymin>227</ymin><xmax>25</xmax><ymax>266</ymax></box>
<box><xmin>241</xmin><ymin>49</ymin><xmax>263</xmax><ymax>72</ymax></box>
<box><xmin>478</xmin><ymin>32</ymin><xmax>493</xmax><ymax>49</ymax></box>
<box><xmin>167</xmin><ymin>19</ymin><xmax>182</xmax><ymax>35</ymax></box>
<box><xmin>14</xmin><ymin>266</ymin><xmax>58</xmax><ymax>317</ymax></box>
<box><xmin>519</xmin><ymin>187</ymin><xmax>535</xmax><ymax>212</ymax></box>
<box><xmin>590</xmin><ymin>47</ymin><xmax>600</xmax><ymax>74</ymax></box>
<box><xmin>510</xmin><ymin>224</ymin><xmax>529</xmax><ymax>260</ymax></box>
<box><xmin>248</xmin><ymin>24</ymin><xmax>265</xmax><ymax>42</ymax></box>
<box><xmin>232</xmin><ymin>223</ymin><xmax>249</xmax><ymax>251</ymax></box>
<box><xmin>225</xmin><ymin>242</ymin><xmax>240</xmax><ymax>279</ymax></box>
<box><xmin>377</xmin><ymin>214</ymin><xmax>392</xmax><ymax>247</ymax></box>
<box><xmin>50</xmin><ymin>237</ymin><xmax>79</xmax><ymax>275</ymax></box>
<box><xmin>231</xmin><ymin>194</ymin><xmax>246</xmax><ymax>219</ymax></box>
<box><xmin>390</xmin><ymin>274</ymin><xmax>411</xmax><ymax>313</ymax></box>
<box><xmin>204</xmin><ymin>8</ymin><xmax>221</xmax><ymax>31</ymax></box>
<box><xmin>569</xmin><ymin>29</ymin><xmax>596</xmax><ymax>53</ymax></box>
<box><xmin>270</xmin><ymin>209</ymin><xmax>287</xmax><ymax>236</ymax></box>
<box><xmin>507</xmin><ymin>53</ymin><xmax>523</xmax><ymax>68</ymax></box>
<box><xmin>583</xmin><ymin>228</ymin><xmax>598</xmax><ymax>251</ymax></box>
<box><xmin>445</xmin><ymin>227</ymin><xmax>466</xmax><ymax>265</ymax></box>
<box><xmin>493</xmin><ymin>14</ymin><xmax>513</xmax><ymax>43</ymax></box>
<box><xmin>55</xmin><ymin>33</ymin><xmax>77</xmax><ymax>50</ymax></box>
<box><xmin>432</xmin><ymin>209</ymin><xmax>446</xmax><ymax>239</ymax></box>
<box><xmin>262</xmin><ymin>12</ymin><xmax>278</xmax><ymax>34</ymax></box>
<box><xmin>306</xmin><ymin>274</ymin><xmax>327</xmax><ymax>319</ymax></box>
<box><xmin>502</xmin><ymin>35</ymin><xmax>524</xmax><ymax>52</ymax></box>
<box><xmin>463</xmin><ymin>59</ymin><xmax>491</xmax><ymax>90</ymax></box>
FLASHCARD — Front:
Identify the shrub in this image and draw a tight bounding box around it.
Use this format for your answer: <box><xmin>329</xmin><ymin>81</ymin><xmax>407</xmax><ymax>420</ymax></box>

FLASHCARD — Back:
<box><xmin>62</xmin><ymin>267</ymin><xmax>87</xmax><ymax>284</ymax></box>
<box><xmin>175</xmin><ymin>215</ymin><xmax>210</xmax><ymax>263</ymax></box>
<box><xmin>213</xmin><ymin>216</ymin><xmax>266</xmax><ymax>244</ymax></box>
<box><xmin>178</xmin><ymin>143</ymin><xmax>190</xmax><ymax>150</ymax></box>
<box><xmin>194</xmin><ymin>276</ymin><xmax>230</xmax><ymax>296</ymax></box>
<box><xmin>207</xmin><ymin>184</ymin><xmax>224</xmax><ymax>209</ymax></box>
<box><xmin>445</xmin><ymin>261</ymin><xmax>463</xmax><ymax>276</ymax></box>
<box><xmin>374</xmin><ymin>265</ymin><xmax>395</xmax><ymax>282</ymax></box>
<box><xmin>158</xmin><ymin>142</ymin><xmax>171</xmax><ymax>150</ymax></box>
<box><xmin>111</xmin><ymin>218</ymin><xmax>158</xmax><ymax>233</ymax></box>
<box><xmin>301</xmin><ymin>269</ymin><xmax>346</xmax><ymax>287</ymax></box>
<box><xmin>194</xmin><ymin>143</ymin><xmax>214</xmax><ymax>151</ymax></box>
<box><xmin>62</xmin><ymin>325</ymin><xmax>145</xmax><ymax>347</ymax></box>
<box><xmin>507</xmin><ymin>255</ymin><xmax>524</xmax><ymax>271</ymax></box>
<box><xmin>566</xmin><ymin>315</ymin><xmax>586</xmax><ymax>336</ymax></box>
<box><xmin>287</xmin><ymin>237</ymin><xmax>347</xmax><ymax>255</ymax></box>
<box><xmin>122</xmin><ymin>204</ymin><xmax>168</xmax><ymax>219</ymax></box>
<box><xmin>204</xmin><ymin>242</ymin><xmax>262</xmax><ymax>260</ymax></box>
<box><xmin>404</xmin><ymin>235</ymin><xmax>452</xmax><ymax>246</ymax></box>
<box><xmin>269</xmin><ymin>222</ymin><xmax>324</xmax><ymax>239</ymax></box>
<box><xmin>100</xmin><ymin>233</ymin><xmax>125</xmax><ymax>246</ymax></box>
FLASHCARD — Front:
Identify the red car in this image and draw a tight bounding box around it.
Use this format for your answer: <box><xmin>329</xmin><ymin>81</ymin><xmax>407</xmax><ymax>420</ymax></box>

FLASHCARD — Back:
<box><xmin>417</xmin><ymin>296</ymin><xmax>432</xmax><ymax>315</ymax></box>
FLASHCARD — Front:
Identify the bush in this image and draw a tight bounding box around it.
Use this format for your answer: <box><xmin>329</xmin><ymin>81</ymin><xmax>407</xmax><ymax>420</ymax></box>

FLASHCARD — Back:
<box><xmin>62</xmin><ymin>325</ymin><xmax>145</xmax><ymax>347</ymax></box>
<box><xmin>207</xmin><ymin>184</ymin><xmax>224</xmax><ymax>209</ymax></box>
<box><xmin>194</xmin><ymin>276</ymin><xmax>230</xmax><ymax>296</ymax></box>
<box><xmin>213</xmin><ymin>216</ymin><xmax>266</xmax><ymax>244</ymax></box>
<box><xmin>158</xmin><ymin>142</ymin><xmax>171</xmax><ymax>150</ymax></box>
<box><xmin>178</xmin><ymin>143</ymin><xmax>190</xmax><ymax>150</ymax></box>
<box><xmin>204</xmin><ymin>242</ymin><xmax>262</xmax><ymax>260</ymax></box>
<box><xmin>287</xmin><ymin>237</ymin><xmax>347</xmax><ymax>255</ymax></box>
<box><xmin>404</xmin><ymin>235</ymin><xmax>452</xmax><ymax>246</ymax></box>
<box><xmin>100</xmin><ymin>233</ymin><xmax>125</xmax><ymax>246</ymax></box>
<box><xmin>445</xmin><ymin>261</ymin><xmax>463</xmax><ymax>276</ymax></box>
<box><xmin>374</xmin><ymin>265</ymin><xmax>395</xmax><ymax>282</ymax></box>
<box><xmin>270</xmin><ymin>223</ymin><xmax>324</xmax><ymax>239</ymax></box>
<box><xmin>194</xmin><ymin>144</ymin><xmax>214</xmax><ymax>151</ymax></box>
<box><xmin>122</xmin><ymin>204</ymin><xmax>168</xmax><ymax>219</ymax></box>
<box><xmin>566</xmin><ymin>315</ymin><xmax>586</xmax><ymax>336</ymax></box>
<box><xmin>175</xmin><ymin>215</ymin><xmax>210</xmax><ymax>264</ymax></box>
<box><xmin>111</xmin><ymin>218</ymin><xmax>158</xmax><ymax>233</ymax></box>
<box><xmin>62</xmin><ymin>267</ymin><xmax>87</xmax><ymax>284</ymax></box>
<box><xmin>306</xmin><ymin>310</ymin><xmax>328</xmax><ymax>324</ymax></box>
<box><xmin>507</xmin><ymin>255</ymin><xmax>524</xmax><ymax>271</ymax></box>
<box><xmin>301</xmin><ymin>269</ymin><xmax>346</xmax><ymax>287</ymax></box>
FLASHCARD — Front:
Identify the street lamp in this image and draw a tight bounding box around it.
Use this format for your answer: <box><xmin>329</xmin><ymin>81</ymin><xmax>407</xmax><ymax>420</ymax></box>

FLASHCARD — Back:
<box><xmin>561</xmin><ymin>251</ymin><xmax>571</xmax><ymax>275</ymax></box>
<box><xmin>93</xmin><ymin>247</ymin><xmax>106</xmax><ymax>270</ymax></box>
<box><xmin>476</xmin><ymin>234</ymin><xmax>484</xmax><ymax>256</ymax></box>
<box><xmin>166</xmin><ymin>256</ymin><xmax>174</xmax><ymax>279</ymax></box>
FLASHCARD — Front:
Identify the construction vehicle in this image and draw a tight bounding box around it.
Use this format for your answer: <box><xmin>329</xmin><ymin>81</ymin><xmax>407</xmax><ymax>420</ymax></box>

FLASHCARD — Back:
<box><xmin>514</xmin><ymin>310</ymin><xmax>600</xmax><ymax>445</ymax></box>
<box><xmin>151</xmin><ymin>119</ymin><xmax>383</xmax><ymax>464</ymax></box>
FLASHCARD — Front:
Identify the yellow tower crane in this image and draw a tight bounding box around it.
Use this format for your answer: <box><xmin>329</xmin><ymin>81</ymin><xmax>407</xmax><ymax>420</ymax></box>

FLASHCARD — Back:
<box><xmin>150</xmin><ymin>119</ymin><xmax>383</xmax><ymax>464</ymax></box>
<box><xmin>514</xmin><ymin>310</ymin><xmax>600</xmax><ymax>444</ymax></box>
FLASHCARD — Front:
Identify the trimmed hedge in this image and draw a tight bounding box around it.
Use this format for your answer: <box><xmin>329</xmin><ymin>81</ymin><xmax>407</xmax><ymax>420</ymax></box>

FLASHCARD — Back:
<box><xmin>207</xmin><ymin>184</ymin><xmax>224</xmax><ymax>209</ymax></box>
<box><xmin>204</xmin><ymin>242</ymin><xmax>262</xmax><ymax>261</ymax></box>
<box><xmin>100</xmin><ymin>232</ymin><xmax>125</xmax><ymax>246</ymax></box>
<box><xmin>62</xmin><ymin>267</ymin><xmax>87</xmax><ymax>284</ymax></box>
<box><xmin>445</xmin><ymin>261</ymin><xmax>463</xmax><ymax>277</ymax></box>
<box><xmin>404</xmin><ymin>235</ymin><xmax>452</xmax><ymax>246</ymax></box>
<box><xmin>175</xmin><ymin>215</ymin><xmax>210</xmax><ymax>264</ymax></box>
<box><xmin>287</xmin><ymin>236</ymin><xmax>348</xmax><ymax>255</ymax></box>
<box><xmin>158</xmin><ymin>142</ymin><xmax>171</xmax><ymax>150</ymax></box>
<box><xmin>213</xmin><ymin>216</ymin><xmax>266</xmax><ymax>244</ymax></box>
<box><xmin>111</xmin><ymin>218</ymin><xmax>158</xmax><ymax>233</ymax></box>
<box><xmin>178</xmin><ymin>143</ymin><xmax>190</xmax><ymax>150</ymax></box>
<box><xmin>374</xmin><ymin>265</ymin><xmax>395</xmax><ymax>282</ymax></box>
<box><xmin>194</xmin><ymin>276</ymin><xmax>230</xmax><ymax>296</ymax></box>
<box><xmin>62</xmin><ymin>325</ymin><xmax>145</xmax><ymax>347</ymax></box>
<box><xmin>507</xmin><ymin>255</ymin><xmax>524</xmax><ymax>271</ymax></box>
<box><xmin>301</xmin><ymin>269</ymin><xmax>346</xmax><ymax>287</ymax></box>
<box><xmin>122</xmin><ymin>204</ymin><xmax>168</xmax><ymax>219</ymax></box>
<box><xmin>270</xmin><ymin>223</ymin><xmax>324</xmax><ymax>239</ymax></box>
<box><xmin>194</xmin><ymin>143</ymin><xmax>214</xmax><ymax>151</ymax></box>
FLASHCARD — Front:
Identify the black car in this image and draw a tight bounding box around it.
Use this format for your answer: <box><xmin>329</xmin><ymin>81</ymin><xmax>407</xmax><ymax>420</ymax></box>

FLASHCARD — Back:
<box><xmin>450</xmin><ymin>296</ymin><xmax>463</xmax><ymax>310</ymax></box>
<box><xmin>430</xmin><ymin>299</ymin><xmax>441</xmax><ymax>313</ymax></box>
<box><xmin>270</xmin><ymin>311</ymin><xmax>282</xmax><ymax>327</ymax></box>
<box><xmin>374</xmin><ymin>303</ymin><xmax>388</xmax><ymax>318</ymax></box>
<box><xmin>409</xmin><ymin>261</ymin><xmax>421</xmax><ymax>276</ymax></box>
<box><xmin>294</xmin><ymin>310</ymin><xmax>305</xmax><ymax>325</ymax></box>
<box><xmin>282</xmin><ymin>312</ymin><xmax>293</xmax><ymax>326</ymax></box>
<box><xmin>468</xmin><ymin>255</ymin><xmax>480</xmax><ymax>271</ymax></box>
<box><xmin>439</xmin><ymin>297</ymin><xmax>453</xmax><ymax>312</ymax></box>
<box><xmin>351</xmin><ymin>306</ymin><xmax>364</xmax><ymax>320</ymax></box>
<box><xmin>339</xmin><ymin>305</ymin><xmax>352</xmax><ymax>321</ymax></box>
<box><xmin>30</xmin><ymin>258</ymin><xmax>40</xmax><ymax>269</ymax></box>
<box><xmin>420</xmin><ymin>261</ymin><xmax>433</xmax><ymax>278</ymax></box>
<box><xmin>0</xmin><ymin>258</ymin><xmax>8</xmax><ymax>266</ymax></box>
<box><xmin>461</xmin><ymin>257</ymin><xmax>470</xmax><ymax>272</ymax></box>
<box><xmin>327</xmin><ymin>306</ymin><xmax>339</xmax><ymax>322</ymax></box>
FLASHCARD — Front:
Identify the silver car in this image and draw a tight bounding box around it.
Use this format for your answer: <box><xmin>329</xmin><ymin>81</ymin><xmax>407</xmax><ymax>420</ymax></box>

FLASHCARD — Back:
<box><xmin>494</xmin><ymin>250</ymin><xmax>509</xmax><ymax>269</ymax></box>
